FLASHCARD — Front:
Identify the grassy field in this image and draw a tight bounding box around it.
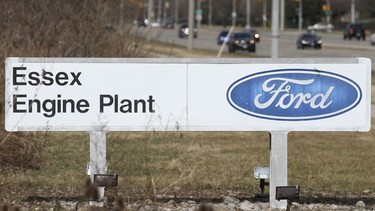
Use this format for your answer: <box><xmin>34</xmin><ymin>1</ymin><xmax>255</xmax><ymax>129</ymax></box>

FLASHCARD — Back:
<box><xmin>1</xmin><ymin>127</ymin><xmax>374</xmax><ymax>206</ymax></box>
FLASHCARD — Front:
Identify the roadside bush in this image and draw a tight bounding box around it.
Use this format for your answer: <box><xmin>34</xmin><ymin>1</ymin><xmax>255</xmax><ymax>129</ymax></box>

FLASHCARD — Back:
<box><xmin>0</xmin><ymin>131</ymin><xmax>40</xmax><ymax>168</ymax></box>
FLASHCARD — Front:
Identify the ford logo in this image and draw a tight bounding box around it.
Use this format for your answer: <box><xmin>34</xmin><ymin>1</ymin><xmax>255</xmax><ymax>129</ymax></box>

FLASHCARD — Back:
<box><xmin>227</xmin><ymin>69</ymin><xmax>362</xmax><ymax>121</ymax></box>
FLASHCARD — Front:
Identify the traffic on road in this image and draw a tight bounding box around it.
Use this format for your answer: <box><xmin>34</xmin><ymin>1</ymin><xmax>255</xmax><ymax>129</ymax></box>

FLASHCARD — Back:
<box><xmin>131</xmin><ymin>24</ymin><xmax>374</xmax><ymax>69</ymax></box>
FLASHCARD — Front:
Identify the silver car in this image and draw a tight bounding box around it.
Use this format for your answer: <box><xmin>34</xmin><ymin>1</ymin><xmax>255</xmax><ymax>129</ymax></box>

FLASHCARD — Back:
<box><xmin>307</xmin><ymin>22</ymin><xmax>334</xmax><ymax>32</ymax></box>
<box><xmin>371</xmin><ymin>32</ymin><xmax>375</xmax><ymax>46</ymax></box>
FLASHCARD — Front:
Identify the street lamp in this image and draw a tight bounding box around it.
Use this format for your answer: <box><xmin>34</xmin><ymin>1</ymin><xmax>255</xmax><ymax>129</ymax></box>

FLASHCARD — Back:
<box><xmin>351</xmin><ymin>0</ymin><xmax>355</xmax><ymax>23</ymax></box>
<box><xmin>298</xmin><ymin>0</ymin><xmax>303</xmax><ymax>31</ymax></box>
<box><xmin>232</xmin><ymin>0</ymin><xmax>237</xmax><ymax>26</ymax></box>
<box><xmin>245</xmin><ymin>0</ymin><xmax>251</xmax><ymax>30</ymax></box>
<box><xmin>292</xmin><ymin>0</ymin><xmax>303</xmax><ymax>31</ymax></box>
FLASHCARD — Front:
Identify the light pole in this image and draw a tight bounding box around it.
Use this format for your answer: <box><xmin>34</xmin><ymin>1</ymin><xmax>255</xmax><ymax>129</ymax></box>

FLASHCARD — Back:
<box><xmin>245</xmin><ymin>0</ymin><xmax>251</xmax><ymax>30</ymax></box>
<box><xmin>174</xmin><ymin>0</ymin><xmax>179</xmax><ymax>25</ymax></box>
<box><xmin>263</xmin><ymin>0</ymin><xmax>267</xmax><ymax>29</ymax></box>
<box><xmin>208</xmin><ymin>0</ymin><xmax>212</xmax><ymax>27</ymax></box>
<box><xmin>188</xmin><ymin>0</ymin><xmax>194</xmax><ymax>50</ymax></box>
<box><xmin>280</xmin><ymin>0</ymin><xmax>285</xmax><ymax>30</ymax></box>
<box><xmin>271</xmin><ymin>0</ymin><xmax>279</xmax><ymax>59</ymax></box>
<box><xmin>298</xmin><ymin>0</ymin><xmax>303</xmax><ymax>31</ymax></box>
<box><xmin>232</xmin><ymin>0</ymin><xmax>237</xmax><ymax>26</ymax></box>
<box><xmin>351</xmin><ymin>0</ymin><xmax>355</xmax><ymax>23</ymax></box>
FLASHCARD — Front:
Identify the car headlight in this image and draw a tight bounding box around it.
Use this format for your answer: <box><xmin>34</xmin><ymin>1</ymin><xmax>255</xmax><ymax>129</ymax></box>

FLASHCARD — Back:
<box><xmin>301</xmin><ymin>40</ymin><xmax>308</xmax><ymax>44</ymax></box>
<box><xmin>317</xmin><ymin>40</ymin><xmax>322</xmax><ymax>44</ymax></box>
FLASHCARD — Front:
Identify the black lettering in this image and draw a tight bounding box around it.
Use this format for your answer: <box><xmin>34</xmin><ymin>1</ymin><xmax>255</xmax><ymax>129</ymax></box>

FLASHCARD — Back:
<box><xmin>13</xmin><ymin>67</ymin><xmax>27</xmax><ymax>85</ymax></box>
<box><xmin>100</xmin><ymin>95</ymin><xmax>113</xmax><ymax>112</ymax></box>
<box><xmin>76</xmin><ymin>100</ymin><xmax>90</xmax><ymax>113</ymax></box>
<box><xmin>42</xmin><ymin>99</ymin><xmax>56</xmax><ymax>117</ymax></box>
<box><xmin>134</xmin><ymin>99</ymin><xmax>146</xmax><ymax>113</ymax></box>
<box><xmin>70</xmin><ymin>72</ymin><xmax>82</xmax><ymax>85</ymax></box>
<box><xmin>28</xmin><ymin>72</ymin><xmax>40</xmax><ymax>85</ymax></box>
<box><xmin>13</xmin><ymin>94</ymin><xmax>27</xmax><ymax>112</ymax></box>
<box><xmin>119</xmin><ymin>99</ymin><xmax>132</xmax><ymax>113</ymax></box>
<box><xmin>42</xmin><ymin>71</ymin><xmax>54</xmax><ymax>86</ymax></box>
<box><xmin>29</xmin><ymin>99</ymin><xmax>42</xmax><ymax>113</ymax></box>
<box><xmin>61</xmin><ymin>98</ymin><xmax>75</xmax><ymax>112</ymax></box>
<box><xmin>147</xmin><ymin>95</ymin><xmax>155</xmax><ymax>113</ymax></box>
<box><xmin>55</xmin><ymin>72</ymin><xmax>69</xmax><ymax>86</ymax></box>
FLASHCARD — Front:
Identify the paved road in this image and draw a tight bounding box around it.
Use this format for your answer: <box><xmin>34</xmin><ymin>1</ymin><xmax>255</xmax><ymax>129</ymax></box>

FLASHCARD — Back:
<box><xmin>133</xmin><ymin>26</ymin><xmax>375</xmax><ymax>67</ymax></box>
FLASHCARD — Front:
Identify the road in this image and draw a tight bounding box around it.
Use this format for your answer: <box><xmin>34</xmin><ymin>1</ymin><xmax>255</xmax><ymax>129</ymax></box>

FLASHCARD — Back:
<box><xmin>133</xmin><ymin>26</ymin><xmax>374</xmax><ymax>67</ymax></box>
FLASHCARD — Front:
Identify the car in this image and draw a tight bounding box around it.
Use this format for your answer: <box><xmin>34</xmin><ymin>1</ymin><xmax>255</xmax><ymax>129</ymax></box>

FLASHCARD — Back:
<box><xmin>162</xmin><ymin>19</ymin><xmax>174</xmax><ymax>29</ymax></box>
<box><xmin>296</xmin><ymin>32</ymin><xmax>322</xmax><ymax>49</ymax></box>
<box><xmin>244</xmin><ymin>29</ymin><xmax>260</xmax><ymax>42</ymax></box>
<box><xmin>307</xmin><ymin>22</ymin><xmax>334</xmax><ymax>32</ymax></box>
<box><xmin>178</xmin><ymin>22</ymin><xmax>197</xmax><ymax>38</ymax></box>
<box><xmin>370</xmin><ymin>32</ymin><xmax>375</xmax><ymax>45</ymax></box>
<box><xmin>134</xmin><ymin>18</ymin><xmax>148</xmax><ymax>27</ymax></box>
<box><xmin>227</xmin><ymin>32</ymin><xmax>256</xmax><ymax>53</ymax></box>
<box><xmin>343</xmin><ymin>23</ymin><xmax>367</xmax><ymax>40</ymax></box>
<box><xmin>217</xmin><ymin>30</ymin><xmax>229</xmax><ymax>45</ymax></box>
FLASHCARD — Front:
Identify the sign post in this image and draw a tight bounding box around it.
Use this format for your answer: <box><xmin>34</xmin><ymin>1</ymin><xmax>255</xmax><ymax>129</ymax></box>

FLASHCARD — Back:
<box><xmin>5</xmin><ymin>58</ymin><xmax>371</xmax><ymax>208</ymax></box>
<box><xmin>88</xmin><ymin>131</ymin><xmax>107</xmax><ymax>205</ymax></box>
<box><xmin>270</xmin><ymin>131</ymin><xmax>288</xmax><ymax>208</ymax></box>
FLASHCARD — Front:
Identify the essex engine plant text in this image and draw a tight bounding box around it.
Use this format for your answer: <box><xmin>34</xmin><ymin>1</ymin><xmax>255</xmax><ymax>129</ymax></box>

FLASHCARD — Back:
<box><xmin>11</xmin><ymin>67</ymin><xmax>156</xmax><ymax>117</ymax></box>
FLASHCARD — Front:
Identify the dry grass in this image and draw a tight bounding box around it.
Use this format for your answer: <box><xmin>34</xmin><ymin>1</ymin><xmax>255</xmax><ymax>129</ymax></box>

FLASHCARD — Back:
<box><xmin>1</xmin><ymin>123</ymin><xmax>374</xmax><ymax>207</ymax></box>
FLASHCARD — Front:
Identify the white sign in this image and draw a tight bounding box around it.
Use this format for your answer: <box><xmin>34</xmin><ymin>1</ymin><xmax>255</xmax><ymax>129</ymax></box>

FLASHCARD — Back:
<box><xmin>5</xmin><ymin>58</ymin><xmax>371</xmax><ymax>132</ymax></box>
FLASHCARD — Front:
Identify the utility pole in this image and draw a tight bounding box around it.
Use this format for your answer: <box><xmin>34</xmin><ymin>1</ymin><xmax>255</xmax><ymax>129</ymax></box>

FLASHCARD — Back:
<box><xmin>208</xmin><ymin>0</ymin><xmax>212</xmax><ymax>27</ymax></box>
<box><xmin>174</xmin><ymin>0</ymin><xmax>179</xmax><ymax>26</ymax></box>
<box><xmin>197</xmin><ymin>0</ymin><xmax>202</xmax><ymax>30</ymax></box>
<box><xmin>280</xmin><ymin>0</ymin><xmax>285</xmax><ymax>30</ymax></box>
<box><xmin>157</xmin><ymin>0</ymin><xmax>162</xmax><ymax>22</ymax></box>
<box><xmin>232</xmin><ymin>0</ymin><xmax>237</xmax><ymax>26</ymax></box>
<box><xmin>246</xmin><ymin>0</ymin><xmax>251</xmax><ymax>30</ymax></box>
<box><xmin>263</xmin><ymin>0</ymin><xmax>267</xmax><ymax>29</ymax></box>
<box><xmin>188</xmin><ymin>0</ymin><xmax>194</xmax><ymax>50</ymax></box>
<box><xmin>271</xmin><ymin>0</ymin><xmax>279</xmax><ymax>59</ymax></box>
<box><xmin>298</xmin><ymin>0</ymin><xmax>303</xmax><ymax>31</ymax></box>
<box><xmin>147</xmin><ymin>0</ymin><xmax>154</xmax><ymax>41</ymax></box>
<box><xmin>351</xmin><ymin>0</ymin><xmax>355</xmax><ymax>23</ymax></box>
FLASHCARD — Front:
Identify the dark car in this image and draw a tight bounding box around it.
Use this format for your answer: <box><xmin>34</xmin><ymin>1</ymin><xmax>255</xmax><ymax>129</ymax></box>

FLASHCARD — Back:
<box><xmin>217</xmin><ymin>30</ymin><xmax>229</xmax><ymax>45</ymax></box>
<box><xmin>227</xmin><ymin>32</ymin><xmax>256</xmax><ymax>53</ymax></box>
<box><xmin>296</xmin><ymin>32</ymin><xmax>322</xmax><ymax>49</ymax></box>
<box><xmin>178</xmin><ymin>22</ymin><xmax>197</xmax><ymax>38</ymax></box>
<box><xmin>244</xmin><ymin>29</ymin><xmax>260</xmax><ymax>42</ymax></box>
<box><xmin>343</xmin><ymin>23</ymin><xmax>367</xmax><ymax>40</ymax></box>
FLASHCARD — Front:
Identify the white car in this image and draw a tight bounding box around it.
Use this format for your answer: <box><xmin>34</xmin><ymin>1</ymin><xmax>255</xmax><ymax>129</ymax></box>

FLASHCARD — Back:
<box><xmin>371</xmin><ymin>33</ymin><xmax>375</xmax><ymax>45</ymax></box>
<box><xmin>307</xmin><ymin>22</ymin><xmax>334</xmax><ymax>32</ymax></box>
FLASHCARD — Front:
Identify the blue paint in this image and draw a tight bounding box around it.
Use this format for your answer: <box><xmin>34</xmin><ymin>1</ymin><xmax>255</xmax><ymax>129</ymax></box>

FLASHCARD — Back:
<box><xmin>227</xmin><ymin>69</ymin><xmax>362</xmax><ymax>121</ymax></box>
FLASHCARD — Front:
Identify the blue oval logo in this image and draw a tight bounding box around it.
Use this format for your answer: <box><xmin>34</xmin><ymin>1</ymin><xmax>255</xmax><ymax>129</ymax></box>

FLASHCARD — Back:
<box><xmin>227</xmin><ymin>69</ymin><xmax>362</xmax><ymax>121</ymax></box>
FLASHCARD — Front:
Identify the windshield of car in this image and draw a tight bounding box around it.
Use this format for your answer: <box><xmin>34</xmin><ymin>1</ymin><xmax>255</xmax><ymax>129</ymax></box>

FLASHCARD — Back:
<box><xmin>232</xmin><ymin>33</ymin><xmax>250</xmax><ymax>39</ymax></box>
<box><xmin>219</xmin><ymin>31</ymin><xmax>229</xmax><ymax>36</ymax></box>
<box><xmin>301</xmin><ymin>33</ymin><xmax>316</xmax><ymax>38</ymax></box>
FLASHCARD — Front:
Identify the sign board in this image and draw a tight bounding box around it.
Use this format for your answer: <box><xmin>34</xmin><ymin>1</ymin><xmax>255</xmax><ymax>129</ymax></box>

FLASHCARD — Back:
<box><xmin>5</xmin><ymin>57</ymin><xmax>371</xmax><ymax>132</ymax></box>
